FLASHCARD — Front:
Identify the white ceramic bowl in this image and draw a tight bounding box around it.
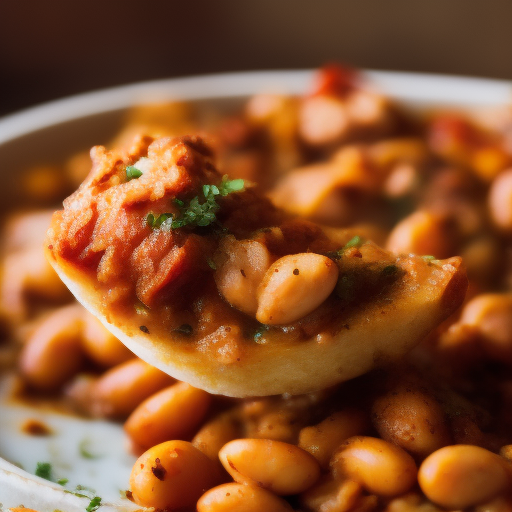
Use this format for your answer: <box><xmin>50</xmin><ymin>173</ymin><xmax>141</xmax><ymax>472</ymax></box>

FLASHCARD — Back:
<box><xmin>0</xmin><ymin>70</ymin><xmax>511</xmax><ymax>509</ymax></box>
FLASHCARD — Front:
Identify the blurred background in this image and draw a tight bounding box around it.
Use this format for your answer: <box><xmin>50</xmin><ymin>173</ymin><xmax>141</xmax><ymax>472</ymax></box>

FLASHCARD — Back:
<box><xmin>1</xmin><ymin>0</ymin><xmax>512</xmax><ymax>117</ymax></box>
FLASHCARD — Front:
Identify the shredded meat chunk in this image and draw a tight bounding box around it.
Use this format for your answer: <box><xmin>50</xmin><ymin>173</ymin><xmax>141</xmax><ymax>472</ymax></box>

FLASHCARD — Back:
<box><xmin>47</xmin><ymin>136</ymin><xmax>236</xmax><ymax>307</ymax></box>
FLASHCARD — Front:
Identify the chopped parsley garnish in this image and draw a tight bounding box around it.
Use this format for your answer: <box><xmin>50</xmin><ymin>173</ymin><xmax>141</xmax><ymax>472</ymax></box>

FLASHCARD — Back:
<box><xmin>35</xmin><ymin>461</ymin><xmax>52</xmax><ymax>480</ymax></box>
<box><xmin>326</xmin><ymin>235</ymin><xmax>365</xmax><ymax>260</ymax></box>
<box><xmin>206</xmin><ymin>176</ymin><xmax>245</xmax><ymax>196</ymax></box>
<box><xmin>66</xmin><ymin>485</ymin><xmax>95</xmax><ymax>499</ymax></box>
<box><xmin>207</xmin><ymin>258</ymin><xmax>217</xmax><ymax>270</ymax></box>
<box><xmin>35</xmin><ymin>461</ymin><xmax>69</xmax><ymax>487</ymax></box>
<box><xmin>86</xmin><ymin>497</ymin><xmax>102</xmax><ymax>512</ymax></box>
<box><xmin>125</xmin><ymin>165</ymin><xmax>143</xmax><ymax>181</ymax></box>
<box><xmin>147</xmin><ymin>176</ymin><xmax>245</xmax><ymax>231</ymax></box>
<box><xmin>66</xmin><ymin>485</ymin><xmax>102</xmax><ymax>511</ymax></box>
<box><xmin>146</xmin><ymin>212</ymin><xmax>173</xmax><ymax>229</ymax></box>
<box><xmin>344</xmin><ymin>235</ymin><xmax>363</xmax><ymax>249</ymax></box>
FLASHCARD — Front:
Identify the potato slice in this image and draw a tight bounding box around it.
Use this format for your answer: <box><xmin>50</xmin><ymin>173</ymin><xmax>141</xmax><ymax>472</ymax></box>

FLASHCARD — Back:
<box><xmin>46</xmin><ymin>135</ymin><xmax>467</xmax><ymax>397</ymax></box>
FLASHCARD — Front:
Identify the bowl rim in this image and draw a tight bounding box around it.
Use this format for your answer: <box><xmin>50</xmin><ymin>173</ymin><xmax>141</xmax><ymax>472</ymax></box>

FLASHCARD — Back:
<box><xmin>1</xmin><ymin>67</ymin><xmax>512</xmax><ymax>507</ymax></box>
<box><xmin>1</xmin><ymin>69</ymin><xmax>511</xmax><ymax>145</ymax></box>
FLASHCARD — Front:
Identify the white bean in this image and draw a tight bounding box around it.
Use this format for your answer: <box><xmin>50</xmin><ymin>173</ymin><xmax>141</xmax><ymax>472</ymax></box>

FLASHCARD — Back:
<box><xmin>256</xmin><ymin>253</ymin><xmax>338</xmax><ymax>325</ymax></box>
<box><xmin>214</xmin><ymin>236</ymin><xmax>271</xmax><ymax>315</ymax></box>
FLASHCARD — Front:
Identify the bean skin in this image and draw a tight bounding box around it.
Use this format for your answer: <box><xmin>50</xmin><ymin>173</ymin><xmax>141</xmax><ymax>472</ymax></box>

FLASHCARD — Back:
<box><xmin>19</xmin><ymin>304</ymin><xmax>84</xmax><ymax>391</ymax></box>
<box><xmin>489</xmin><ymin>168</ymin><xmax>512</xmax><ymax>232</ymax></box>
<box><xmin>300</xmin><ymin>475</ymin><xmax>363</xmax><ymax>512</ymax></box>
<box><xmin>130</xmin><ymin>440</ymin><xmax>220</xmax><ymax>510</ymax></box>
<box><xmin>219</xmin><ymin>438</ymin><xmax>321</xmax><ymax>495</ymax></box>
<box><xmin>459</xmin><ymin>293</ymin><xmax>512</xmax><ymax>365</ymax></box>
<box><xmin>197</xmin><ymin>482</ymin><xmax>293</xmax><ymax>512</ymax></box>
<box><xmin>418</xmin><ymin>445</ymin><xmax>511</xmax><ymax>509</ymax></box>
<box><xmin>330</xmin><ymin>436</ymin><xmax>417</xmax><ymax>497</ymax></box>
<box><xmin>299</xmin><ymin>408</ymin><xmax>369</xmax><ymax>469</ymax></box>
<box><xmin>192</xmin><ymin>410</ymin><xmax>241</xmax><ymax>461</ymax></box>
<box><xmin>371</xmin><ymin>383</ymin><xmax>451</xmax><ymax>459</ymax></box>
<box><xmin>125</xmin><ymin>381</ymin><xmax>211</xmax><ymax>450</ymax></box>
<box><xmin>214</xmin><ymin>236</ymin><xmax>271</xmax><ymax>315</ymax></box>
<box><xmin>89</xmin><ymin>358</ymin><xmax>174</xmax><ymax>419</ymax></box>
<box><xmin>80</xmin><ymin>310</ymin><xmax>133</xmax><ymax>367</ymax></box>
<box><xmin>256</xmin><ymin>253</ymin><xmax>338</xmax><ymax>325</ymax></box>
<box><xmin>386</xmin><ymin>210</ymin><xmax>455</xmax><ymax>259</ymax></box>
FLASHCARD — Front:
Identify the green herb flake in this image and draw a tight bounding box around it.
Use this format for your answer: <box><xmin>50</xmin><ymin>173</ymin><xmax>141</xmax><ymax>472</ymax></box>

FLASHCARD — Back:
<box><xmin>125</xmin><ymin>165</ymin><xmax>143</xmax><ymax>181</ymax></box>
<box><xmin>76</xmin><ymin>484</ymin><xmax>93</xmax><ymax>492</ymax></box>
<box><xmin>330</xmin><ymin>236</ymin><xmax>366</xmax><ymax>260</ymax></box>
<box><xmin>57</xmin><ymin>478</ymin><xmax>69</xmax><ymax>486</ymax></box>
<box><xmin>65</xmin><ymin>484</ymin><xmax>97</xmax><ymax>499</ymax></box>
<box><xmin>146</xmin><ymin>212</ymin><xmax>173</xmax><ymax>229</ymax></box>
<box><xmin>207</xmin><ymin>258</ymin><xmax>217</xmax><ymax>270</ymax></box>
<box><xmin>79</xmin><ymin>439</ymin><xmax>101</xmax><ymax>459</ymax></box>
<box><xmin>344</xmin><ymin>235</ymin><xmax>363</xmax><ymax>249</ymax></box>
<box><xmin>69</xmin><ymin>491</ymin><xmax>90</xmax><ymax>499</ymax></box>
<box><xmin>65</xmin><ymin>485</ymin><xmax>102</xmax><ymax>511</ymax></box>
<box><xmin>86</xmin><ymin>496</ymin><xmax>102</xmax><ymax>512</ymax></box>
<box><xmin>421</xmin><ymin>255</ymin><xmax>437</xmax><ymax>265</ymax></box>
<box><xmin>35</xmin><ymin>461</ymin><xmax>52</xmax><ymax>481</ymax></box>
<box><xmin>149</xmin><ymin>176</ymin><xmax>245</xmax><ymax>232</ymax></box>
<box><xmin>219</xmin><ymin>176</ymin><xmax>244</xmax><ymax>195</ymax></box>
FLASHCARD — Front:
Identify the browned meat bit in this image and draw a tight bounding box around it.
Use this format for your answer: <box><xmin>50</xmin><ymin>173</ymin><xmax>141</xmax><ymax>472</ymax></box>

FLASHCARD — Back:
<box><xmin>47</xmin><ymin>135</ymin><xmax>260</xmax><ymax>309</ymax></box>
